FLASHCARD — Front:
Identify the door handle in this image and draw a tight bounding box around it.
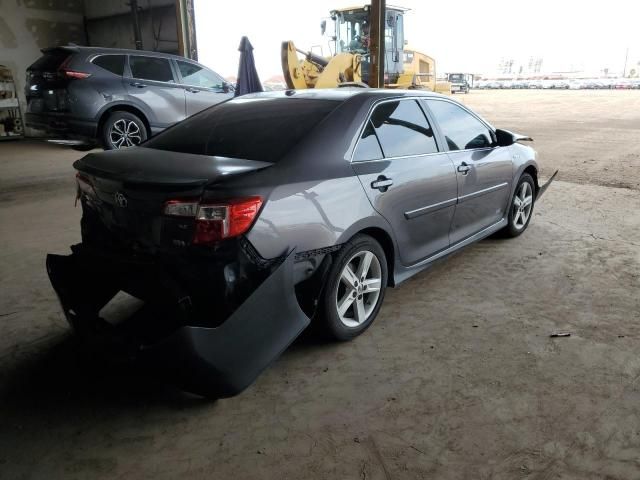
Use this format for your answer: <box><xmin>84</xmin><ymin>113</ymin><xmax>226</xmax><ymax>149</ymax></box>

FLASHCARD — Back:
<box><xmin>186</xmin><ymin>88</ymin><xmax>200</xmax><ymax>93</ymax></box>
<box><xmin>457</xmin><ymin>162</ymin><xmax>471</xmax><ymax>175</ymax></box>
<box><xmin>371</xmin><ymin>175</ymin><xmax>393</xmax><ymax>192</ymax></box>
<box><xmin>130</xmin><ymin>82</ymin><xmax>146</xmax><ymax>88</ymax></box>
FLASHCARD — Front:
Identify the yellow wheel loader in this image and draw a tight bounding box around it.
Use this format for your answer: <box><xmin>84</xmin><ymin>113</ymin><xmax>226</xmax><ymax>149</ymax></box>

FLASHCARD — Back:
<box><xmin>281</xmin><ymin>4</ymin><xmax>451</xmax><ymax>93</ymax></box>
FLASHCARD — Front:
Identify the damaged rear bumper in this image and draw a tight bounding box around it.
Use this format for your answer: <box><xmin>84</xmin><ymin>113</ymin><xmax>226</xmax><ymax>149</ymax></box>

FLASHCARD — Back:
<box><xmin>46</xmin><ymin>247</ymin><xmax>310</xmax><ymax>398</ymax></box>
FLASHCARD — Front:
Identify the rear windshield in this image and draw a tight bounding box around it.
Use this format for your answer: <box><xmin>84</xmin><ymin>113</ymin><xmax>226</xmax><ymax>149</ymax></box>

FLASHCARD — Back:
<box><xmin>28</xmin><ymin>50</ymin><xmax>70</xmax><ymax>72</ymax></box>
<box><xmin>144</xmin><ymin>97</ymin><xmax>340</xmax><ymax>163</ymax></box>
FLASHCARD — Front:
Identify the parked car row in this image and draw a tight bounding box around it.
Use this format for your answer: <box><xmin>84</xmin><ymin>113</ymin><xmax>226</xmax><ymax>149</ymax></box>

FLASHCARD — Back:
<box><xmin>475</xmin><ymin>78</ymin><xmax>640</xmax><ymax>90</ymax></box>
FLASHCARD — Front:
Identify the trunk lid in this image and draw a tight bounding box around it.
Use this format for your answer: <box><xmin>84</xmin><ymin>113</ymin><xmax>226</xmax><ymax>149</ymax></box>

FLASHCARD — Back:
<box><xmin>74</xmin><ymin>147</ymin><xmax>272</xmax><ymax>250</ymax></box>
<box><xmin>74</xmin><ymin>147</ymin><xmax>272</xmax><ymax>186</ymax></box>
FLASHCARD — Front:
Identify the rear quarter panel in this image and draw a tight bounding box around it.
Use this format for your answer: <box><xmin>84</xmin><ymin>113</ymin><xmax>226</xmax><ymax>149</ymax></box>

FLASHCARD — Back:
<box><xmin>247</xmin><ymin>177</ymin><xmax>383</xmax><ymax>259</ymax></box>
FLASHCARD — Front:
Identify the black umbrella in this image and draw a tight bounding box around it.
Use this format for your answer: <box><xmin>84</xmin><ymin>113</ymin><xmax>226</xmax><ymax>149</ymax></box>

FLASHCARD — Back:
<box><xmin>235</xmin><ymin>36</ymin><xmax>263</xmax><ymax>97</ymax></box>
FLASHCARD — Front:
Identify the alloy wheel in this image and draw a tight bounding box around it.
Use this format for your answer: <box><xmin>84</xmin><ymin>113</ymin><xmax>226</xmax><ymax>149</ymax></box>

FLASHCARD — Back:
<box><xmin>512</xmin><ymin>181</ymin><xmax>533</xmax><ymax>230</ymax></box>
<box><xmin>335</xmin><ymin>250</ymin><xmax>382</xmax><ymax>328</ymax></box>
<box><xmin>109</xmin><ymin>119</ymin><xmax>142</xmax><ymax>149</ymax></box>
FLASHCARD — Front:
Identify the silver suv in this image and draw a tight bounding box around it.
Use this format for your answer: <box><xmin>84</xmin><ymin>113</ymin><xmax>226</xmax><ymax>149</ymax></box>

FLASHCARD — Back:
<box><xmin>25</xmin><ymin>46</ymin><xmax>233</xmax><ymax>149</ymax></box>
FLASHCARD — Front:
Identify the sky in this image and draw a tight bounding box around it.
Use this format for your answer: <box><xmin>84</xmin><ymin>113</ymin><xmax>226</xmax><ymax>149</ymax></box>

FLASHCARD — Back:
<box><xmin>193</xmin><ymin>0</ymin><xmax>640</xmax><ymax>79</ymax></box>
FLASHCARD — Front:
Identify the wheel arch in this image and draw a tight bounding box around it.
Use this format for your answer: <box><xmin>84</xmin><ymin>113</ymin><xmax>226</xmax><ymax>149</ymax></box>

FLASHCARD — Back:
<box><xmin>522</xmin><ymin>164</ymin><xmax>539</xmax><ymax>193</ymax></box>
<box><xmin>355</xmin><ymin>226</ymin><xmax>396</xmax><ymax>287</ymax></box>
<box><xmin>96</xmin><ymin>103</ymin><xmax>151</xmax><ymax>141</ymax></box>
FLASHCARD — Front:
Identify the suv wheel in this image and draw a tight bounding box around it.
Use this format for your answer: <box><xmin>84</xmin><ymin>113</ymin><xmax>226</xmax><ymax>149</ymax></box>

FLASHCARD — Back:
<box><xmin>102</xmin><ymin>111</ymin><xmax>147</xmax><ymax>150</ymax></box>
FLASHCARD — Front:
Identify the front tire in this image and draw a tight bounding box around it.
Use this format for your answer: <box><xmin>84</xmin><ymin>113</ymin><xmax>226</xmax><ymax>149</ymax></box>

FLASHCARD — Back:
<box><xmin>101</xmin><ymin>111</ymin><xmax>147</xmax><ymax>150</ymax></box>
<box><xmin>319</xmin><ymin>234</ymin><xmax>388</xmax><ymax>341</ymax></box>
<box><xmin>503</xmin><ymin>173</ymin><xmax>535</xmax><ymax>237</ymax></box>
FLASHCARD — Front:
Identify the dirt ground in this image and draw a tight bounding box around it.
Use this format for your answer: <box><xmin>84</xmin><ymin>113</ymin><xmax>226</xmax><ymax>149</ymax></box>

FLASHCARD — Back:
<box><xmin>1</xmin><ymin>90</ymin><xmax>639</xmax><ymax>479</ymax></box>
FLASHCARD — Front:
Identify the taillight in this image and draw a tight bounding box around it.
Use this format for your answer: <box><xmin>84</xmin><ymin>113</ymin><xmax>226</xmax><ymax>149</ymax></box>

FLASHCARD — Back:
<box><xmin>58</xmin><ymin>56</ymin><xmax>90</xmax><ymax>79</ymax></box>
<box><xmin>75</xmin><ymin>172</ymin><xmax>96</xmax><ymax>205</ymax></box>
<box><xmin>163</xmin><ymin>197</ymin><xmax>263</xmax><ymax>245</ymax></box>
<box><xmin>62</xmin><ymin>70</ymin><xmax>91</xmax><ymax>79</ymax></box>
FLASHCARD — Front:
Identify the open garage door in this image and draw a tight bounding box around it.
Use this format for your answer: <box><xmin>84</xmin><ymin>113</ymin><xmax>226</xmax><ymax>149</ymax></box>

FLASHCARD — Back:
<box><xmin>84</xmin><ymin>0</ymin><xmax>197</xmax><ymax>59</ymax></box>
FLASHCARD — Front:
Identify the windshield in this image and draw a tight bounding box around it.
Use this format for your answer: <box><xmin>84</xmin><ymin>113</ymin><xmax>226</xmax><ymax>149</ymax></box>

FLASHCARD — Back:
<box><xmin>144</xmin><ymin>98</ymin><xmax>340</xmax><ymax>163</ymax></box>
<box><xmin>336</xmin><ymin>10</ymin><xmax>370</xmax><ymax>54</ymax></box>
<box><xmin>449</xmin><ymin>74</ymin><xmax>465</xmax><ymax>83</ymax></box>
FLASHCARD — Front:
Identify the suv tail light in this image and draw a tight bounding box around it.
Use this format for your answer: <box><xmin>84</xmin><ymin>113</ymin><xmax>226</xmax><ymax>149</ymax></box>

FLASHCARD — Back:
<box><xmin>58</xmin><ymin>56</ymin><xmax>91</xmax><ymax>79</ymax></box>
<box><xmin>62</xmin><ymin>70</ymin><xmax>91</xmax><ymax>79</ymax></box>
<box><xmin>163</xmin><ymin>197</ymin><xmax>263</xmax><ymax>245</ymax></box>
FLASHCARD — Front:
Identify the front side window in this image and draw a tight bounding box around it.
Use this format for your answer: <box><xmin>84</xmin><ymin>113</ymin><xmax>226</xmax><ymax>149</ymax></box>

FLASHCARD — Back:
<box><xmin>425</xmin><ymin>100</ymin><xmax>493</xmax><ymax>151</ymax></box>
<box><xmin>369</xmin><ymin>99</ymin><xmax>438</xmax><ymax>158</ymax></box>
<box><xmin>176</xmin><ymin>61</ymin><xmax>224</xmax><ymax>89</ymax></box>
<box><xmin>92</xmin><ymin>55</ymin><xmax>125</xmax><ymax>76</ymax></box>
<box><xmin>129</xmin><ymin>56</ymin><xmax>174</xmax><ymax>83</ymax></box>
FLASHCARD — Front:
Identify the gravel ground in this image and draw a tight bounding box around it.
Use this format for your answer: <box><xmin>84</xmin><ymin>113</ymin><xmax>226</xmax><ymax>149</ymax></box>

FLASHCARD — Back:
<box><xmin>0</xmin><ymin>90</ymin><xmax>639</xmax><ymax>479</ymax></box>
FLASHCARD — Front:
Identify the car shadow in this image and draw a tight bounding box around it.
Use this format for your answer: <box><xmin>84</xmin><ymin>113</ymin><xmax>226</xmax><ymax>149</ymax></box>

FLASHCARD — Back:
<box><xmin>0</xmin><ymin>333</ymin><xmax>215</xmax><ymax>415</ymax></box>
<box><xmin>0</xmin><ymin>321</ymin><xmax>330</xmax><ymax>416</ymax></box>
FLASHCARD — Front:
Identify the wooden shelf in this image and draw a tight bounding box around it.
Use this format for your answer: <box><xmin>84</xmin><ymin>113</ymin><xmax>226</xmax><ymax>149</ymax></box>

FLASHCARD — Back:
<box><xmin>0</xmin><ymin>98</ymin><xmax>19</xmax><ymax>108</ymax></box>
<box><xmin>0</xmin><ymin>81</ymin><xmax>16</xmax><ymax>91</ymax></box>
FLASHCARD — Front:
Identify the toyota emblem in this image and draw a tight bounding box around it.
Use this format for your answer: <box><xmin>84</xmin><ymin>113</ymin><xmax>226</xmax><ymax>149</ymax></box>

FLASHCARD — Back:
<box><xmin>114</xmin><ymin>191</ymin><xmax>128</xmax><ymax>208</ymax></box>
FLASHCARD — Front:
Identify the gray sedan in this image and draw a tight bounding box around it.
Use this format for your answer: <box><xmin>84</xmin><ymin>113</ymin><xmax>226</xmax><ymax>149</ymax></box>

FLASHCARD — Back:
<box><xmin>47</xmin><ymin>88</ymin><xmax>556</xmax><ymax>397</ymax></box>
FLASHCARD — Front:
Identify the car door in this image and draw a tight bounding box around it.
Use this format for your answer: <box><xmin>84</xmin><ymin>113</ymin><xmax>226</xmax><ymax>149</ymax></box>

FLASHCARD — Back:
<box><xmin>351</xmin><ymin>99</ymin><xmax>458</xmax><ymax>266</ymax></box>
<box><xmin>424</xmin><ymin>99</ymin><xmax>513</xmax><ymax>244</ymax></box>
<box><xmin>174</xmin><ymin>60</ymin><xmax>234</xmax><ymax>117</ymax></box>
<box><xmin>126</xmin><ymin>55</ymin><xmax>186</xmax><ymax>128</ymax></box>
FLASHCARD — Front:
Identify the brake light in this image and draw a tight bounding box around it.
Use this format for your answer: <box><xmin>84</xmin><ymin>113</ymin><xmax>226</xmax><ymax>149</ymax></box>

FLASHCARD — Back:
<box><xmin>75</xmin><ymin>172</ymin><xmax>96</xmax><ymax>205</ymax></box>
<box><xmin>62</xmin><ymin>70</ymin><xmax>91</xmax><ymax>79</ymax></box>
<box><xmin>163</xmin><ymin>197</ymin><xmax>263</xmax><ymax>245</ymax></box>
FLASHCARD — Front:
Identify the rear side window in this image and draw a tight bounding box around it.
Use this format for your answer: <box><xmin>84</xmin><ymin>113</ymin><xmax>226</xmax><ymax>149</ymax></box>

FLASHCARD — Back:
<box><xmin>28</xmin><ymin>50</ymin><xmax>70</xmax><ymax>72</ymax></box>
<box><xmin>144</xmin><ymin>98</ymin><xmax>339</xmax><ymax>163</ymax></box>
<box><xmin>129</xmin><ymin>56</ymin><xmax>174</xmax><ymax>83</ymax></box>
<box><xmin>92</xmin><ymin>55</ymin><xmax>125</xmax><ymax>76</ymax></box>
<box><xmin>369</xmin><ymin>100</ymin><xmax>438</xmax><ymax>157</ymax></box>
<box><xmin>176</xmin><ymin>60</ymin><xmax>224</xmax><ymax>89</ymax></box>
<box><xmin>353</xmin><ymin>121</ymin><xmax>383</xmax><ymax>161</ymax></box>
<box><xmin>425</xmin><ymin>100</ymin><xmax>493</xmax><ymax>151</ymax></box>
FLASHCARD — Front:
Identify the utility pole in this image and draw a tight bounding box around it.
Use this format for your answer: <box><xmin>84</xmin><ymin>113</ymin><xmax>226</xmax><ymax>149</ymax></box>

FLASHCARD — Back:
<box><xmin>369</xmin><ymin>0</ymin><xmax>385</xmax><ymax>88</ymax></box>
<box><xmin>129</xmin><ymin>0</ymin><xmax>143</xmax><ymax>50</ymax></box>
<box><xmin>623</xmin><ymin>47</ymin><xmax>629</xmax><ymax>77</ymax></box>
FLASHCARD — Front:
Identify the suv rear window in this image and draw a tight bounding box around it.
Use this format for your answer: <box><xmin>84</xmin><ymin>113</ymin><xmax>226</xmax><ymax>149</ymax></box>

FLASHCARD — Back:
<box><xmin>92</xmin><ymin>55</ymin><xmax>125</xmax><ymax>76</ymax></box>
<box><xmin>145</xmin><ymin>98</ymin><xmax>339</xmax><ymax>163</ymax></box>
<box><xmin>28</xmin><ymin>50</ymin><xmax>70</xmax><ymax>72</ymax></box>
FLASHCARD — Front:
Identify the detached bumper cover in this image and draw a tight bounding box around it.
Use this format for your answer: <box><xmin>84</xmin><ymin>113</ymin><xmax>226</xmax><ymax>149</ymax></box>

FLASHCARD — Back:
<box><xmin>145</xmin><ymin>250</ymin><xmax>309</xmax><ymax>397</ymax></box>
<box><xmin>536</xmin><ymin>169</ymin><xmax>558</xmax><ymax>200</ymax></box>
<box><xmin>46</xmin><ymin>249</ymin><xmax>310</xmax><ymax>398</ymax></box>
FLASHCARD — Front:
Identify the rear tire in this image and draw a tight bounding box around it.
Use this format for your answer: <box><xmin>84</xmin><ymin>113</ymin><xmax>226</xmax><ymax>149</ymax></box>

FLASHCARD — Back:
<box><xmin>101</xmin><ymin>111</ymin><xmax>147</xmax><ymax>150</ymax></box>
<box><xmin>319</xmin><ymin>234</ymin><xmax>388</xmax><ymax>341</ymax></box>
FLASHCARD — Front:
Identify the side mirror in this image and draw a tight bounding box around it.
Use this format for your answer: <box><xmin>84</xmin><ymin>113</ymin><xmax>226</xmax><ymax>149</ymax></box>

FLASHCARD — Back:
<box><xmin>320</xmin><ymin>20</ymin><xmax>327</xmax><ymax>35</ymax></box>
<box><xmin>494</xmin><ymin>128</ymin><xmax>515</xmax><ymax>147</ymax></box>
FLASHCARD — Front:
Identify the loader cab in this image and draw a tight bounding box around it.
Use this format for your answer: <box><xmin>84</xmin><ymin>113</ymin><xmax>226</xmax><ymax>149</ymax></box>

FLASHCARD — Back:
<box><xmin>330</xmin><ymin>6</ymin><xmax>405</xmax><ymax>86</ymax></box>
